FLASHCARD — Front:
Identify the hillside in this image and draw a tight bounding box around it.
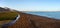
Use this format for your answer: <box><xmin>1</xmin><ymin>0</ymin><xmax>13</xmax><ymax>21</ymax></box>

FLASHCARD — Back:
<box><xmin>7</xmin><ymin>12</ymin><xmax>60</xmax><ymax>28</ymax></box>
<box><xmin>0</xmin><ymin>7</ymin><xmax>18</xmax><ymax>28</ymax></box>
<box><xmin>1</xmin><ymin>7</ymin><xmax>60</xmax><ymax>28</ymax></box>
<box><xmin>0</xmin><ymin>12</ymin><xmax>18</xmax><ymax>21</ymax></box>
<box><xmin>0</xmin><ymin>7</ymin><xmax>10</xmax><ymax>12</ymax></box>
<box><xmin>0</xmin><ymin>7</ymin><xmax>18</xmax><ymax>21</ymax></box>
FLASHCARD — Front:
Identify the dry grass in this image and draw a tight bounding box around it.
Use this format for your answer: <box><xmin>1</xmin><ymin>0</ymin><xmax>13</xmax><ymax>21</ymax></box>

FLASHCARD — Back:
<box><xmin>0</xmin><ymin>11</ymin><xmax>18</xmax><ymax>21</ymax></box>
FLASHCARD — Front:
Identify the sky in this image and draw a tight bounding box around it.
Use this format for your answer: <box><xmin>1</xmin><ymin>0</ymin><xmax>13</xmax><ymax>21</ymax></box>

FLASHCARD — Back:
<box><xmin>0</xmin><ymin>0</ymin><xmax>60</xmax><ymax>11</ymax></box>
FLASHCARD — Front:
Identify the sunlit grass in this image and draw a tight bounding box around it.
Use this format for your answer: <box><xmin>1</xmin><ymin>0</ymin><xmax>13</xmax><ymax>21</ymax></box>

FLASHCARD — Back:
<box><xmin>0</xmin><ymin>11</ymin><xmax>18</xmax><ymax>21</ymax></box>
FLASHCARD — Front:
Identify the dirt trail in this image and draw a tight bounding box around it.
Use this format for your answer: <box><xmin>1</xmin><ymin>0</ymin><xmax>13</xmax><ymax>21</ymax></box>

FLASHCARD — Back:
<box><xmin>6</xmin><ymin>12</ymin><xmax>60</xmax><ymax>28</ymax></box>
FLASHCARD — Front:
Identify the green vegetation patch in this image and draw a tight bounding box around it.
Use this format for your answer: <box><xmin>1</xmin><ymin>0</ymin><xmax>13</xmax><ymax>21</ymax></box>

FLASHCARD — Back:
<box><xmin>0</xmin><ymin>11</ymin><xmax>18</xmax><ymax>21</ymax></box>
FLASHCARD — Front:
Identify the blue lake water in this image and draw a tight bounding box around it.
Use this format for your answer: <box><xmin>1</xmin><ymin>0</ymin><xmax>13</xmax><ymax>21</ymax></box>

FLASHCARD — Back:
<box><xmin>25</xmin><ymin>12</ymin><xmax>60</xmax><ymax>19</ymax></box>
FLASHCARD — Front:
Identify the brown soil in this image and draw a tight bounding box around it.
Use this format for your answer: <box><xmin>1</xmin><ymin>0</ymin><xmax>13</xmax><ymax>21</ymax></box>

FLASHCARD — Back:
<box><xmin>6</xmin><ymin>12</ymin><xmax>60</xmax><ymax>28</ymax></box>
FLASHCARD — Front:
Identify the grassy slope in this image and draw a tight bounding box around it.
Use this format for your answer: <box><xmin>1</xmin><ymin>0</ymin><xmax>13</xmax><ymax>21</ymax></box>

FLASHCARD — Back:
<box><xmin>0</xmin><ymin>11</ymin><xmax>18</xmax><ymax>21</ymax></box>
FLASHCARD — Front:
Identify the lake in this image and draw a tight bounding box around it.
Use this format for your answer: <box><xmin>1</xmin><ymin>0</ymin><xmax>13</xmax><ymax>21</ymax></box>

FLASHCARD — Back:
<box><xmin>25</xmin><ymin>12</ymin><xmax>60</xmax><ymax>19</ymax></box>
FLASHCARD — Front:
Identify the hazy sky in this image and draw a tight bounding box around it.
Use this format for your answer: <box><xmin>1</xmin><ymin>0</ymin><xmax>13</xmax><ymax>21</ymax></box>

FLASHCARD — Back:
<box><xmin>0</xmin><ymin>0</ymin><xmax>60</xmax><ymax>11</ymax></box>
